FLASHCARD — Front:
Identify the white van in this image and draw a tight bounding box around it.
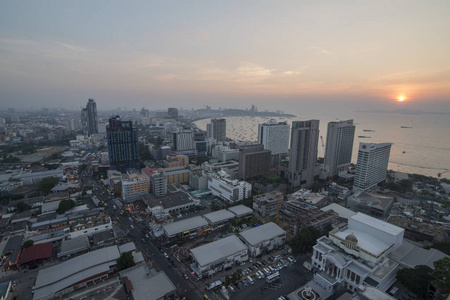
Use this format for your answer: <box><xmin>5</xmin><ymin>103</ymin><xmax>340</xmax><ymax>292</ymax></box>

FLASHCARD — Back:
<box><xmin>247</xmin><ymin>276</ymin><xmax>254</xmax><ymax>285</ymax></box>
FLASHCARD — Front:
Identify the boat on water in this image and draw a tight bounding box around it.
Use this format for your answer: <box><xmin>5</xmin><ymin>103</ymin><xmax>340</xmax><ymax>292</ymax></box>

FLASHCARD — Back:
<box><xmin>400</xmin><ymin>126</ymin><xmax>412</xmax><ymax>128</ymax></box>
<box><xmin>358</xmin><ymin>136</ymin><xmax>371</xmax><ymax>138</ymax></box>
<box><xmin>402</xmin><ymin>151</ymin><xmax>406</xmax><ymax>153</ymax></box>
<box><xmin>363</xmin><ymin>129</ymin><xmax>375</xmax><ymax>132</ymax></box>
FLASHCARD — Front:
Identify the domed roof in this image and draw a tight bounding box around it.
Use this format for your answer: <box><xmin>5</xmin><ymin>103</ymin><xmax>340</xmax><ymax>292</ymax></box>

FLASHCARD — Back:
<box><xmin>345</xmin><ymin>233</ymin><xmax>358</xmax><ymax>243</ymax></box>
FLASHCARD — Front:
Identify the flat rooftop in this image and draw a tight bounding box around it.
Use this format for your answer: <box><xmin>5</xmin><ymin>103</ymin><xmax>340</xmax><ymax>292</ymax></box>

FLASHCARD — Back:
<box><xmin>333</xmin><ymin>229</ymin><xmax>390</xmax><ymax>257</ymax></box>
<box><xmin>203</xmin><ymin>209</ymin><xmax>235</xmax><ymax>224</ymax></box>
<box><xmin>321</xmin><ymin>203</ymin><xmax>356</xmax><ymax>220</ymax></box>
<box><xmin>120</xmin><ymin>265</ymin><xmax>176</xmax><ymax>300</ymax></box>
<box><xmin>162</xmin><ymin>216</ymin><xmax>208</xmax><ymax>237</ymax></box>
<box><xmin>227</xmin><ymin>204</ymin><xmax>253</xmax><ymax>217</ymax></box>
<box><xmin>350</xmin><ymin>213</ymin><xmax>403</xmax><ymax>236</ymax></box>
<box><xmin>145</xmin><ymin>191</ymin><xmax>195</xmax><ymax>209</ymax></box>
<box><xmin>191</xmin><ymin>235</ymin><xmax>247</xmax><ymax>267</ymax></box>
<box><xmin>239</xmin><ymin>222</ymin><xmax>285</xmax><ymax>246</ymax></box>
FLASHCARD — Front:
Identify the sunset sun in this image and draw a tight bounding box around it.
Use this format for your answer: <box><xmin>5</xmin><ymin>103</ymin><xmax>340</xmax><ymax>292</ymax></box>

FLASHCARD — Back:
<box><xmin>397</xmin><ymin>95</ymin><xmax>406</xmax><ymax>102</ymax></box>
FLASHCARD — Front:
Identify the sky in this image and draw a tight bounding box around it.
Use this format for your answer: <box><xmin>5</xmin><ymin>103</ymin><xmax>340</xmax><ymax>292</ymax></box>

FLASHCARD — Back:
<box><xmin>1</xmin><ymin>1</ymin><xmax>450</xmax><ymax>112</ymax></box>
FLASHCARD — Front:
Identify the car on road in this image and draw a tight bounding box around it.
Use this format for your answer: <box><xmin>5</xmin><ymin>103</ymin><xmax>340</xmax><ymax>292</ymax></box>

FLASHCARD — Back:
<box><xmin>163</xmin><ymin>252</ymin><xmax>169</xmax><ymax>259</ymax></box>
<box><xmin>184</xmin><ymin>274</ymin><xmax>189</xmax><ymax>280</ymax></box>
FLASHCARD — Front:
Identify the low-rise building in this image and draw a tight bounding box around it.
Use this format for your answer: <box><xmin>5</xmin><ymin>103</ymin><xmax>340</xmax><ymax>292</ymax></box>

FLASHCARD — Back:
<box><xmin>311</xmin><ymin>213</ymin><xmax>403</xmax><ymax>295</ymax></box>
<box><xmin>144</xmin><ymin>191</ymin><xmax>199</xmax><ymax>216</ymax></box>
<box><xmin>347</xmin><ymin>192</ymin><xmax>394</xmax><ymax>220</ymax></box>
<box><xmin>33</xmin><ymin>245</ymin><xmax>121</xmax><ymax>300</ymax></box>
<box><xmin>253</xmin><ymin>192</ymin><xmax>283</xmax><ymax>217</ymax></box>
<box><xmin>208</xmin><ymin>173</ymin><xmax>251</xmax><ymax>203</ymax></box>
<box><xmin>120</xmin><ymin>265</ymin><xmax>177</xmax><ymax>300</ymax></box>
<box><xmin>227</xmin><ymin>204</ymin><xmax>253</xmax><ymax>218</ymax></box>
<box><xmin>161</xmin><ymin>216</ymin><xmax>210</xmax><ymax>239</ymax></box>
<box><xmin>239</xmin><ymin>222</ymin><xmax>286</xmax><ymax>257</ymax></box>
<box><xmin>203</xmin><ymin>209</ymin><xmax>236</xmax><ymax>228</ymax></box>
<box><xmin>190</xmin><ymin>235</ymin><xmax>248</xmax><ymax>276</ymax></box>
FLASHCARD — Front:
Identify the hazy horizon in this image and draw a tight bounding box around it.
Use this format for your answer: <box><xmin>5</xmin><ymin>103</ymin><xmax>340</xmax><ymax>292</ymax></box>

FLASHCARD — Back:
<box><xmin>1</xmin><ymin>1</ymin><xmax>450</xmax><ymax>112</ymax></box>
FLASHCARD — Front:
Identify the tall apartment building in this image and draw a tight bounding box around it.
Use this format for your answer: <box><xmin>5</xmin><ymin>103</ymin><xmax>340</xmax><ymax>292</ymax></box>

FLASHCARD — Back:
<box><xmin>324</xmin><ymin>120</ymin><xmax>355</xmax><ymax>176</ymax></box>
<box><xmin>207</xmin><ymin>118</ymin><xmax>226</xmax><ymax>142</ymax></box>
<box><xmin>172</xmin><ymin>131</ymin><xmax>195</xmax><ymax>151</ymax></box>
<box><xmin>106</xmin><ymin>116</ymin><xmax>140</xmax><ymax>173</ymax></box>
<box><xmin>151</xmin><ymin>172</ymin><xmax>167</xmax><ymax>197</ymax></box>
<box><xmin>258</xmin><ymin>119</ymin><xmax>290</xmax><ymax>167</ymax></box>
<box><xmin>287</xmin><ymin>120</ymin><xmax>320</xmax><ymax>189</ymax></box>
<box><xmin>81</xmin><ymin>99</ymin><xmax>98</xmax><ymax>136</ymax></box>
<box><xmin>168</xmin><ymin>107</ymin><xmax>178</xmax><ymax>119</ymax></box>
<box><xmin>353</xmin><ymin>143</ymin><xmax>392</xmax><ymax>192</ymax></box>
<box><xmin>121</xmin><ymin>169</ymin><xmax>150</xmax><ymax>203</ymax></box>
<box><xmin>238</xmin><ymin>144</ymin><xmax>271</xmax><ymax>180</ymax></box>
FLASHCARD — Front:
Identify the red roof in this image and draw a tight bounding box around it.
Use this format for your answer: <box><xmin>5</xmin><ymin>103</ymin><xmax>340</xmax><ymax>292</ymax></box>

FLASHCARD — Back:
<box><xmin>19</xmin><ymin>242</ymin><xmax>53</xmax><ymax>265</ymax></box>
<box><xmin>141</xmin><ymin>168</ymin><xmax>159</xmax><ymax>178</ymax></box>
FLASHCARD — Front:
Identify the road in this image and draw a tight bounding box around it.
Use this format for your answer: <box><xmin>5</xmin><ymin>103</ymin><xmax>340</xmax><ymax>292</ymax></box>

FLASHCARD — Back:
<box><xmin>88</xmin><ymin>175</ymin><xmax>206</xmax><ymax>300</ymax></box>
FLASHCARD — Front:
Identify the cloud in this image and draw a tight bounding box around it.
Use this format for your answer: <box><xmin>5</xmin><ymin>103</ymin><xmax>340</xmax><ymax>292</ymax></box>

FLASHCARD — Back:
<box><xmin>54</xmin><ymin>42</ymin><xmax>86</xmax><ymax>52</ymax></box>
<box><xmin>374</xmin><ymin>69</ymin><xmax>450</xmax><ymax>85</ymax></box>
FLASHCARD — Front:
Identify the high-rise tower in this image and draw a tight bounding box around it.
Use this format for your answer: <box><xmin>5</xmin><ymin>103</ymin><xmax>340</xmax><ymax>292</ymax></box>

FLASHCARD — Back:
<box><xmin>287</xmin><ymin>120</ymin><xmax>320</xmax><ymax>189</ymax></box>
<box><xmin>207</xmin><ymin>118</ymin><xmax>226</xmax><ymax>142</ymax></box>
<box><xmin>81</xmin><ymin>98</ymin><xmax>98</xmax><ymax>136</ymax></box>
<box><xmin>258</xmin><ymin>119</ymin><xmax>290</xmax><ymax>167</ymax></box>
<box><xmin>353</xmin><ymin>142</ymin><xmax>392</xmax><ymax>192</ymax></box>
<box><xmin>324</xmin><ymin>120</ymin><xmax>355</xmax><ymax>176</ymax></box>
<box><xmin>106</xmin><ymin>116</ymin><xmax>140</xmax><ymax>173</ymax></box>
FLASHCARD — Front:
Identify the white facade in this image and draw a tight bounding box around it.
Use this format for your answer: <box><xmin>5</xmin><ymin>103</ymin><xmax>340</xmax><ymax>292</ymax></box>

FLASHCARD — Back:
<box><xmin>208</xmin><ymin>174</ymin><xmax>252</xmax><ymax>203</ymax></box>
<box><xmin>311</xmin><ymin>213</ymin><xmax>403</xmax><ymax>294</ymax></box>
<box><xmin>324</xmin><ymin>120</ymin><xmax>355</xmax><ymax>176</ymax></box>
<box><xmin>258</xmin><ymin>120</ymin><xmax>290</xmax><ymax>156</ymax></box>
<box><xmin>239</xmin><ymin>222</ymin><xmax>286</xmax><ymax>257</ymax></box>
<box><xmin>353</xmin><ymin>143</ymin><xmax>392</xmax><ymax>192</ymax></box>
<box><xmin>191</xmin><ymin>235</ymin><xmax>248</xmax><ymax>275</ymax></box>
<box><xmin>173</xmin><ymin>131</ymin><xmax>195</xmax><ymax>151</ymax></box>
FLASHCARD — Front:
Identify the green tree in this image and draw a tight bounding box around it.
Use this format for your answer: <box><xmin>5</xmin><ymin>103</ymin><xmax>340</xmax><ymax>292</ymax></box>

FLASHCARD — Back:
<box><xmin>116</xmin><ymin>252</ymin><xmax>135</xmax><ymax>271</ymax></box>
<box><xmin>432</xmin><ymin>257</ymin><xmax>450</xmax><ymax>296</ymax></box>
<box><xmin>397</xmin><ymin>265</ymin><xmax>433</xmax><ymax>298</ymax></box>
<box><xmin>15</xmin><ymin>201</ymin><xmax>30</xmax><ymax>213</ymax></box>
<box><xmin>23</xmin><ymin>240</ymin><xmax>34</xmax><ymax>248</ymax></box>
<box><xmin>426</xmin><ymin>242</ymin><xmax>450</xmax><ymax>256</ymax></box>
<box><xmin>289</xmin><ymin>226</ymin><xmax>322</xmax><ymax>254</ymax></box>
<box><xmin>56</xmin><ymin>199</ymin><xmax>76</xmax><ymax>214</ymax></box>
<box><xmin>37</xmin><ymin>176</ymin><xmax>60</xmax><ymax>195</ymax></box>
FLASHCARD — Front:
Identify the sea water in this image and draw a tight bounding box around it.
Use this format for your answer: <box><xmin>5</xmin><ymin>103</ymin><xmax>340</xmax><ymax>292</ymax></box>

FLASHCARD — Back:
<box><xmin>194</xmin><ymin>112</ymin><xmax>450</xmax><ymax>179</ymax></box>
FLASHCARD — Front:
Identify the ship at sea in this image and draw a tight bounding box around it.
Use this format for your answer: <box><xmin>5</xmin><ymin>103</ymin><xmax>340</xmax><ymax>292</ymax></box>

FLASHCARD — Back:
<box><xmin>363</xmin><ymin>129</ymin><xmax>375</xmax><ymax>132</ymax></box>
<box><xmin>401</xmin><ymin>126</ymin><xmax>412</xmax><ymax>128</ymax></box>
<box><xmin>358</xmin><ymin>136</ymin><xmax>371</xmax><ymax>138</ymax></box>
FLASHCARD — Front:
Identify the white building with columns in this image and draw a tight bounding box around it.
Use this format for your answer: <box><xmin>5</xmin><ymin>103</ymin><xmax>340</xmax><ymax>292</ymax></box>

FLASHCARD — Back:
<box><xmin>311</xmin><ymin>213</ymin><xmax>403</xmax><ymax>294</ymax></box>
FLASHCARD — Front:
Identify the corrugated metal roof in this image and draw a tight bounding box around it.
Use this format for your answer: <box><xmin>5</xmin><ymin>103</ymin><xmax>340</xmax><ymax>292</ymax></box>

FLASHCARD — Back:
<box><xmin>190</xmin><ymin>235</ymin><xmax>247</xmax><ymax>267</ymax></box>
<box><xmin>239</xmin><ymin>222</ymin><xmax>285</xmax><ymax>246</ymax></box>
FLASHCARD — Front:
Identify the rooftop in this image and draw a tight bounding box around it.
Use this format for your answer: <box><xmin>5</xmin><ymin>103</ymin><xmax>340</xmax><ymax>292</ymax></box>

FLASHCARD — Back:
<box><xmin>350</xmin><ymin>213</ymin><xmax>403</xmax><ymax>236</ymax></box>
<box><xmin>321</xmin><ymin>203</ymin><xmax>356</xmax><ymax>220</ymax></box>
<box><xmin>20</xmin><ymin>242</ymin><xmax>53</xmax><ymax>264</ymax></box>
<box><xmin>119</xmin><ymin>265</ymin><xmax>176</xmax><ymax>300</ymax></box>
<box><xmin>239</xmin><ymin>222</ymin><xmax>285</xmax><ymax>246</ymax></box>
<box><xmin>227</xmin><ymin>204</ymin><xmax>253</xmax><ymax>217</ymax></box>
<box><xmin>333</xmin><ymin>228</ymin><xmax>390</xmax><ymax>256</ymax></box>
<box><xmin>191</xmin><ymin>235</ymin><xmax>248</xmax><ymax>267</ymax></box>
<box><xmin>203</xmin><ymin>209</ymin><xmax>235</xmax><ymax>224</ymax></box>
<box><xmin>162</xmin><ymin>216</ymin><xmax>208</xmax><ymax>237</ymax></box>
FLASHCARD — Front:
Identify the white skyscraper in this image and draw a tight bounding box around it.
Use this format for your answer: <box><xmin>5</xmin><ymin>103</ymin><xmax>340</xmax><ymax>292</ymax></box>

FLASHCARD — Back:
<box><xmin>258</xmin><ymin>119</ymin><xmax>290</xmax><ymax>167</ymax></box>
<box><xmin>353</xmin><ymin>142</ymin><xmax>392</xmax><ymax>192</ymax></box>
<box><xmin>324</xmin><ymin>120</ymin><xmax>355</xmax><ymax>176</ymax></box>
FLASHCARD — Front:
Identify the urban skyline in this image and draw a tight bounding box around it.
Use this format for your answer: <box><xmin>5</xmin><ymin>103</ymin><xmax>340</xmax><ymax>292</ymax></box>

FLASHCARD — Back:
<box><xmin>1</xmin><ymin>1</ymin><xmax>449</xmax><ymax>113</ymax></box>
